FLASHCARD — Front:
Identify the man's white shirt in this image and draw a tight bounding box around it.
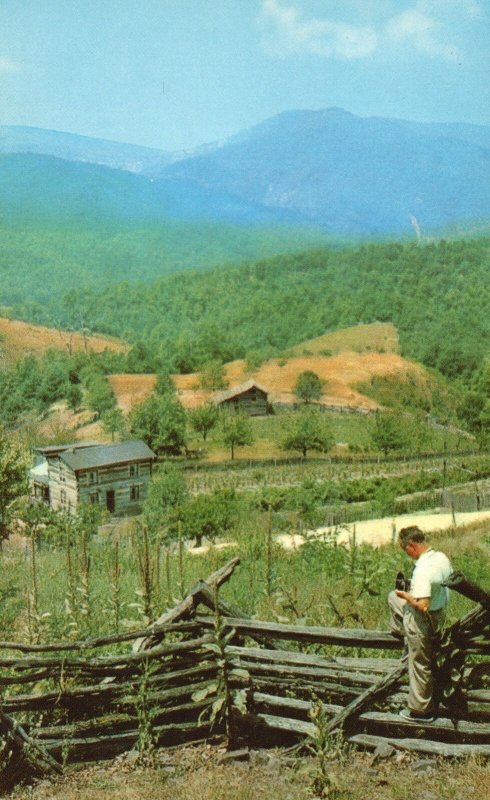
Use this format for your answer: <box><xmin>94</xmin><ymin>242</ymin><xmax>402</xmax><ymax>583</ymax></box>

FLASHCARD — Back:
<box><xmin>410</xmin><ymin>549</ymin><xmax>452</xmax><ymax>610</ymax></box>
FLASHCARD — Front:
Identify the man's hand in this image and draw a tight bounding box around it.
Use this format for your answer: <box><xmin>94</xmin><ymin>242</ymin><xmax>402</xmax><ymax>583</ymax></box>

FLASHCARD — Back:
<box><xmin>395</xmin><ymin>590</ymin><xmax>430</xmax><ymax>613</ymax></box>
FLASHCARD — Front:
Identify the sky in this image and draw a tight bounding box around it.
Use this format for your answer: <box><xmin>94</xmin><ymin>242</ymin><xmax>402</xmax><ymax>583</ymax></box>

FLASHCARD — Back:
<box><xmin>0</xmin><ymin>1</ymin><xmax>488</xmax><ymax>151</ymax></box>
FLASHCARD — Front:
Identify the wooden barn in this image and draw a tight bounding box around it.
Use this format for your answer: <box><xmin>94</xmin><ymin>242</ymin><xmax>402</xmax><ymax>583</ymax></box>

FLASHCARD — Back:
<box><xmin>30</xmin><ymin>440</ymin><xmax>156</xmax><ymax>516</ymax></box>
<box><xmin>214</xmin><ymin>379</ymin><xmax>270</xmax><ymax>416</ymax></box>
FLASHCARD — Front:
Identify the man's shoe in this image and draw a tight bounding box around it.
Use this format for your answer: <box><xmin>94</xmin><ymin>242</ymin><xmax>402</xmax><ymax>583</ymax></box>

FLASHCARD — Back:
<box><xmin>399</xmin><ymin>708</ymin><xmax>434</xmax><ymax>723</ymax></box>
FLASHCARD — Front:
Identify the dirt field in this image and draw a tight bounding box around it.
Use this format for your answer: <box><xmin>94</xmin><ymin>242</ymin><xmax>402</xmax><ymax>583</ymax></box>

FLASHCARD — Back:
<box><xmin>0</xmin><ymin>316</ymin><xmax>127</xmax><ymax>365</ymax></box>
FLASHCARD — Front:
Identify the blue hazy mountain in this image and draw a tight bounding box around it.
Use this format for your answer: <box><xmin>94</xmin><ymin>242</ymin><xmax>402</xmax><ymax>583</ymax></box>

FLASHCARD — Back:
<box><xmin>162</xmin><ymin>108</ymin><xmax>490</xmax><ymax>235</ymax></box>
<box><xmin>0</xmin><ymin>153</ymin><xmax>307</xmax><ymax>227</ymax></box>
<box><xmin>0</xmin><ymin>125</ymin><xmax>176</xmax><ymax>175</ymax></box>
<box><xmin>1</xmin><ymin>108</ymin><xmax>489</xmax><ymax>235</ymax></box>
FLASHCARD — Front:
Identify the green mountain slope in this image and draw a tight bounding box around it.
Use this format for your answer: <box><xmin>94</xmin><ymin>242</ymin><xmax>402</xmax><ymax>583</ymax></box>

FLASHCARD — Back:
<box><xmin>13</xmin><ymin>238</ymin><xmax>490</xmax><ymax>381</ymax></box>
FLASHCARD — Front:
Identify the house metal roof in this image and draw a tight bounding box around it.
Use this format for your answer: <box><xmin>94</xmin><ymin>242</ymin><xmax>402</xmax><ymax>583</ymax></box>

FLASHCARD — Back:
<box><xmin>35</xmin><ymin>441</ymin><xmax>101</xmax><ymax>457</ymax></box>
<box><xmin>213</xmin><ymin>379</ymin><xmax>269</xmax><ymax>405</ymax></box>
<box><xmin>59</xmin><ymin>440</ymin><xmax>156</xmax><ymax>472</ymax></box>
<box><xmin>29</xmin><ymin>462</ymin><xmax>49</xmax><ymax>485</ymax></box>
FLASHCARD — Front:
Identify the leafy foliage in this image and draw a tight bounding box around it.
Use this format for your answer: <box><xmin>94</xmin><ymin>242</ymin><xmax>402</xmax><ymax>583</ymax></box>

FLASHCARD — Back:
<box><xmin>371</xmin><ymin>411</ymin><xmax>407</xmax><ymax>455</ymax></box>
<box><xmin>189</xmin><ymin>403</ymin><xmax>219</xmax><ymax>441</ymax></box>
<box><xmin>281</xmin><ymin>408</ymin><xmax>334</xmax><ymax>458</ymax></box>
<box><xmin>294</xmin><ymin>370</ymin><xmax>323</xmax><ymax>404</ymax></box>
<box><xmin>143</xmin><ymin>463</ymin><xmax>189</xmax><ymax>539</ymax></box>
<box><xmin>180</xmin><ymin>490</ymin><xmax>238</xmax><ymax>547</ymax></box>
<box><xmin>129</xmin><ymin>393</ymin><xmax>186</xmax><ymax>454</ymax></box>
<box><xmin>220</xmin><ymin>413</ymin><xmax>254</xmax><ymax>460</ymax></box>
<box><xmin>0</xmin><ymin>428</ymin><xmax>27</xmax><ymax>538</ymax></box>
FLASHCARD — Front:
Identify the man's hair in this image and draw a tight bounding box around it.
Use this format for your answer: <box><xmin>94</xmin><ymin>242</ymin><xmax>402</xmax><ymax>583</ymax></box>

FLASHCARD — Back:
<box><xmin>398</xmin><ymin>526</ymin><xmax>426</xmax><ymax>547</ymax></box>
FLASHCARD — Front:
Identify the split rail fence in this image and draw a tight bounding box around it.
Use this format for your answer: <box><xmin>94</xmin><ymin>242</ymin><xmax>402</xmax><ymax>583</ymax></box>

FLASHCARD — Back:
<box><xmin>0</xmin><ymin>558</ymin><xmax>489</xmax><ymax>793</ymax></box>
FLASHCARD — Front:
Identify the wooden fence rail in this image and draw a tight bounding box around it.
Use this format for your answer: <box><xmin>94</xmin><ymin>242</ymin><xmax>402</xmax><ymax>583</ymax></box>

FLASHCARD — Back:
<box><xmin>0</xmin><ymin>559</ymin><xmax>488</xmax><ymax>794</ymax></box>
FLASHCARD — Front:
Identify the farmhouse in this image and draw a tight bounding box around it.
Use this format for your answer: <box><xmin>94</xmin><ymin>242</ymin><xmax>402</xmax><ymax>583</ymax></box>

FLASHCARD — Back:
<box><xmin>214</xmin><ymin>379</ymin><xmax>270</xmax><ymax>416</ymax></box>
<box><xmin>30</xmin><ymin>440</ymin><xmax>156</xmax><ymax>515</ymax></box>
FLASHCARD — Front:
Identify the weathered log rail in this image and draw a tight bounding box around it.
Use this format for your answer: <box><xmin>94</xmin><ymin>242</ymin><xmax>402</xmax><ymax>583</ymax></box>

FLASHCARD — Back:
<box><xmin>0</xmin><ymin>560</ymin><xmax>488</xmax><ymax>793</ymax></box>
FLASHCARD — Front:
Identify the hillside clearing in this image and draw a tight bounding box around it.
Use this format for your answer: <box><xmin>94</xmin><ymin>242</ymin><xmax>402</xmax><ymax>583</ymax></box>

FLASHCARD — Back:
<box><xmin>0</xmin><ymin>315</ymin><xmax>127</xmax><ymax>365</ymax></box>
<box><xmin>109</xmin><ymin>351</ymin><xmax>427</xmax><ymax>413</ymax></box>
<box><xmin>288</xmin><ymin>321</ymin><xmax>400</xmax><ymax>356</ymax></box>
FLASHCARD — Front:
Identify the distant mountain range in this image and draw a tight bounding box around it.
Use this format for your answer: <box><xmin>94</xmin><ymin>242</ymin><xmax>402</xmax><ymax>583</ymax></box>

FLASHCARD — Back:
<box><xmin>1</xmin><ymin>108</ymin><xmax>489</xmax><ymax>235</ymax></box>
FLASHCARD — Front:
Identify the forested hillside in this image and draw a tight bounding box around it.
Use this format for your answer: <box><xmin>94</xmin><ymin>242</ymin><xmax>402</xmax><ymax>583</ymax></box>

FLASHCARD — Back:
<box><xmin>0</xmin><ymin>219</ymin><xmax>329</xmax><ymax>306</ymax></box>
<box><xmin>14</xmin><ymin>238</ymin><xmax>490</xmax><ymax>381</ymax></box>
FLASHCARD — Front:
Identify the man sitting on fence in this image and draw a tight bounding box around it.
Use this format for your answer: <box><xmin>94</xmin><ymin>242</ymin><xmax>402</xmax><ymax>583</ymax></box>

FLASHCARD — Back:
<box><xmin>388</xmin><ymin>526</ymin><xmax>452</xmax><ymax>723</ymax></box>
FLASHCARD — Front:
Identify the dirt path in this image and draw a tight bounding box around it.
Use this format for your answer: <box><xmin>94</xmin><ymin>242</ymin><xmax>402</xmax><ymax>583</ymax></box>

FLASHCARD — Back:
<box><xmin>277</xmin><ymin>509</ymin><xmax>490</xmax><ymax>550</ymax></box>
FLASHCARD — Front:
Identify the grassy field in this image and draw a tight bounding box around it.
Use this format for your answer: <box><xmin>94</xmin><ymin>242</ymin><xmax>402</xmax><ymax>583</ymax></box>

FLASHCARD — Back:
<box><xmin>185</xmin><ymin>410</ymin><xmax>471</xmax><ymax>463</ymax></box>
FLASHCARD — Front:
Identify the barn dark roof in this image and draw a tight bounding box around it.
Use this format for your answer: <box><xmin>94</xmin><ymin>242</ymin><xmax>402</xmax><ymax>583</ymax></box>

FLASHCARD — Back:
<box><xmin>59</xmin><ymin>441</ymin><xmax>156</xmax><ymax>471</ymax></box>
<box><xmin>214</xmin><ymin>380</ymin><xmax>269</xmax><ymax>405</ymax></box>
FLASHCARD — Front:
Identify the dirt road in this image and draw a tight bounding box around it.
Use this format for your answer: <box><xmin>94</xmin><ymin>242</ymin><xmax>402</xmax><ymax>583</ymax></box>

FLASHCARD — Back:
<box><xmin>277</xmin><ymin>509</ymin><xmax>490</xmax><ymax>550</ymax></box>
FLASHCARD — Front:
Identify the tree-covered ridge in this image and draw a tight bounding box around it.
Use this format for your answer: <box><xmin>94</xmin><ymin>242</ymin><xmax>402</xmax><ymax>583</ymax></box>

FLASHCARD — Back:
<box><xmin>15</xmin><ymin>238</ymin><xmax>490</xmax><ymax>381</ymax></box>
<box><xmin>0</xmin><ymin>218</ymin><xmax>330</xmax><ymax>306</ymax></box>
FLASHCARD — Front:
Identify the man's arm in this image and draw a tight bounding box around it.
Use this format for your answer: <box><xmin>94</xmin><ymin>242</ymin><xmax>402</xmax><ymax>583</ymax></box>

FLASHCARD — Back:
<box><xmin>395</xmin><ymin>590</ymin><xmax>430</xmax><ymax>613</ymax></box>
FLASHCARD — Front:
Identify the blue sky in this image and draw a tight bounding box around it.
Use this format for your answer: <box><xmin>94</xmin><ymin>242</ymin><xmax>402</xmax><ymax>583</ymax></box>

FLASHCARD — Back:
<box><xmin>0</xmin><ymin>1</ymin><xmax>488</xmax><ymax>150</ymax></box>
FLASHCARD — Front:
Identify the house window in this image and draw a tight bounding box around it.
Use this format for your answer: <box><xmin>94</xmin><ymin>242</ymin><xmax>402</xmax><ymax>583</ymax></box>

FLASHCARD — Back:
<box><xmin>130</xmin><ymin>485</ymin><xmax>140</xmax><ymax>501</ymax></box>
<box><xmin>59</xmin><ymin>463</ymin><xmax>66</xmax><ymax>482</ymax></box>
<box><xmin>129</xmin><ymin>463</ymin><xmax>139</xmax><ymax>477</ymax></box>
<box><xmin>89</xmin><ymin>491</ymin><xmax>99</xmax><ymax>505</ymax></box>
<box><xmin>89</xmin><ymin>470</ymin><xmax>98</xmax><ymax>485</ymax></box>
<box><xmin>60</xmin><ymin>489</ymin><xmax>66</xmax><ymax>507</ymax></box>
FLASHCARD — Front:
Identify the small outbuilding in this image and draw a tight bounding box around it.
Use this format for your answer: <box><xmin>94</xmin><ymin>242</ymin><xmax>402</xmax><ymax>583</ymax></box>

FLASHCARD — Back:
<box><xmin>30</xmin><ymin>440</ymin><xmax>157</xmax><ymax>515</ymax></box>
<box><xmin>214</xmin><ymin>380</ymin><xmax>270</xmax><ymax>416</ymax></box>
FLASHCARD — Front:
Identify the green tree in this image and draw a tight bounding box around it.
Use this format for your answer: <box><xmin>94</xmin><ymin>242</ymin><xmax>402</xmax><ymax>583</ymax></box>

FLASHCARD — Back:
<box><xmin>371</xmin><ymin>411</ymin><xmax>407</xmax><ymax>456</ymax></box>
<box><xmin>280</xmin><ymin>408</ymin><xmax>334</xmax><ymax>458</ymax></box>
<box><xmin>154</xmin><ymin>371</ymin><xmax>176</xmax><ymax>396</ymax></box>
<box><xmin>180</xmin><ymin>489</ymin><xmax>237</xmax><ymax>547</ymax></box>
<box><xmin>0</xmin><ymin>429</ymin><xmax>28</xmax><ymax>541</ymax></box>
<box><xmin>66</xmin><ymin>382</ymin><xmax>83</xmax><ymax>412</ymax></box>
<box><xmin>101</xmin><ymin>407</ymin><xmax>126</xmax><ymax>442</ymax></box>
<box><xmin>129</xmin><ymin>394</ymin><xmax>186</xmax><ymax>454</ymax></box>
<box><xmin>199</xmin><ymin>359</ymin><xmax>229</xmax><ymax>390</ymax></box>
<box><xmin>294</xmin><ymin>370</ymin><xmax>323</xmax><ymax>404</ymax></box>
<box><xmin>189</xmin><ymin>403</ymin><xmax>219</xmax><ymax>442</ymax></box>
<box><xmin>458</xmin><ymin>392</ymin><xmax>486</xmax><ymax>436</ymax></box>
<box><xmin>86</xmin><ymin>375</ymin><xmax>115</xmax><ymax>419</ymax></box>
<box><xmin>221</xmin><ymin>412</ymin><xmax>254</xmax><ymax>460</ymax></box>
<box><xmin>38</xmin><ymin>363</ymin><xmax>69</xmax><ymax>406</ymax></box>
<box><xmin>143</xmin><ymin>463</ymin><xmax>188</xmax><ymax>538</ymax></box>
<box><xmin>476</xmin><ymin>400</ymin><xmax>490</xmax><ymax>451</ymax></box>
